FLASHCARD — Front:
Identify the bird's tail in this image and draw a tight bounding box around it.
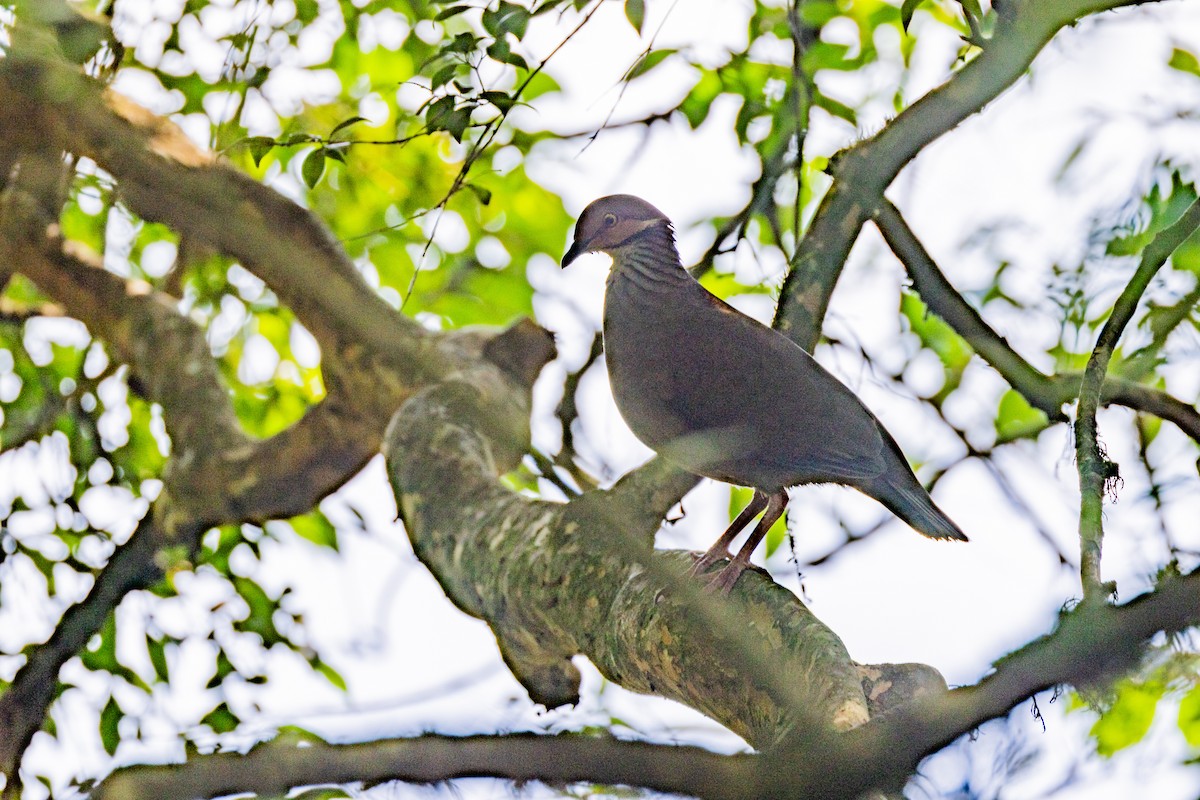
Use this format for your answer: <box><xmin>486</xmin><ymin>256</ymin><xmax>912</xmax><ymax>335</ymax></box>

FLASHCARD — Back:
<box><xmin>873</xmin><ymin>476</ymin><xmax>967</xmax><ymax>541</ymax></box>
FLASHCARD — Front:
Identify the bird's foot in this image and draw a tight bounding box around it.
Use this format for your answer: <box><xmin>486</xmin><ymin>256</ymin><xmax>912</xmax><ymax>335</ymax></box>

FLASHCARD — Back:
<box><xmin>687</xmin><ymin>549</ymin><xmax>728</xmax><ymax>578</ymax></box>
<box><xmin>703</xmin><ymin>562</ymin><xmax>748</xmax><ymax>595</ymax></box>
<box><xmin>688</xmin><ymin>552</ymin><xmax>749</xmax><ymax>594</ymax></box>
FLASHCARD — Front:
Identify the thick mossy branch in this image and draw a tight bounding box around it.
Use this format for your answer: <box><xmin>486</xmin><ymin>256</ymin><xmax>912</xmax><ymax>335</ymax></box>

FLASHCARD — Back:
<box><xmin>0</xmin><ymin>48</ymin><xmax>446</xmax><ymax>382</ymax></box>
<box><xmin>0</xmin><ymin>182</ymin><xmax>246</xmax><ymax>462</ymax></box>
<box><xmin>382</xmin><ymin>372</ymin><xmax>874</xmax><ymax>748</ymax></box>
<box><xmin>88</xmin><ymin>567</ymin><xmax>1200</xmax><ymax>800</ymax></box>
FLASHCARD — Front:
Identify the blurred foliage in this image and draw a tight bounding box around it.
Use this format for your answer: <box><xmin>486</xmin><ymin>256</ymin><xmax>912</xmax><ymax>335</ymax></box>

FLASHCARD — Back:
<box><xmin>3</xmin><ymin>0</ymin><xmax>1200</xmax><ymax>795</ymax></box>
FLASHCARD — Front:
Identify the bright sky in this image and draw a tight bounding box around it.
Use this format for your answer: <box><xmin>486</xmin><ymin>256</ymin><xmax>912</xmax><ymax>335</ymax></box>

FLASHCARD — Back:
<box><xmin>7</xmin><ymin>1</ymin><xmax>1200</xmax><ymax>798</ymax></box>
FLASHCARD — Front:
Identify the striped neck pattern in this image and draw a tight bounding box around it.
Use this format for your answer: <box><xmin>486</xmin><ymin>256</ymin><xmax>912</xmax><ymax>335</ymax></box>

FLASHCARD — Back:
<box><xmin>606</xmin><ymin>223</ymin><xmax>691</xmax><ymax>295</ymax></box>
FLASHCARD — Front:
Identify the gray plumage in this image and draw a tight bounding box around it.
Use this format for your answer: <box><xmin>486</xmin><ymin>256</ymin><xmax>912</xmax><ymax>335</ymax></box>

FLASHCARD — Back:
<box><xmin>562</xmin><ymin>195</ymin><xmax>965</xmax><ymax>591</ymax></box>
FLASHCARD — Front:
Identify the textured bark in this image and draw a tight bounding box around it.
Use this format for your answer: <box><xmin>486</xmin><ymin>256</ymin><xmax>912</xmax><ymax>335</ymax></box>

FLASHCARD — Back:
<box><xmin>383</xmin><ymin>369</ymin><xmax>875</xmax><ymax>748</ymax></box>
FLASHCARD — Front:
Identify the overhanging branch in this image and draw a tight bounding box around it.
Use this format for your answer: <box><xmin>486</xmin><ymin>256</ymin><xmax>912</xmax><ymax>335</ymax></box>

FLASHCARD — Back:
<box><xmin>774</xmin><ymin>0</ymin><xmax>1169</xmax><ymax>349</ymax></box>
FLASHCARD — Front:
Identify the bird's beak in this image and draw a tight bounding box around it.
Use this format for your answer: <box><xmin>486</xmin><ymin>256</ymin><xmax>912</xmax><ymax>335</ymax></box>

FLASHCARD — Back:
<box><xmin>561</xmin><ymin>236</ymin><xmax>587</xmax><ymax>268</ymax></box>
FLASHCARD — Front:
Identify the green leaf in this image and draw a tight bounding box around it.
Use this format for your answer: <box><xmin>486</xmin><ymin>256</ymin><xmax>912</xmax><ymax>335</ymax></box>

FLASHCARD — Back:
<box><xmin>147</xmin><ymin>636</ymin><xmax>170</xmax><ymax>683</ymax></box>
<box><xmin>202</xmin><ymin>702</ymin><xmax>239</xmax><ymax>734</ymax></box>
<box><xmin>482</xmin><ymin>2</ymin><xmax>530</xmax><ymax>39</ymax></box>
<box><xmin>994</xmin><ymin>389</ymin><xmax>1049</xmax><ymax>444</ymax></box>
<box><xmin>532</xmin><ymin>0</ymin><xmax>570</xmax><ymax>15</ymax></box>
<box><xmin>245</xmin><ymin>136</ymin><xmax>275</xmax><ymax>166</ymax></box>
<box><xmin>445</xmin><ymin>32</ymin><xmax>479</xmax><ymax>53</ymax></box>
<box><xmin>302</xmin><ymin>147</ymin><xmax>326</xmax><ymax>189</ymax></box>
<box><xmin>232</xmin><ymin>577</ymin><xmax>286</xmax><ymax>646</ymax></box>
<box><xmin>295</xmin><ymin>0</ymin><xmax>320</xmax><ymax>23</ymax></box>
<box><xmin>466</xmin><ymin>184</ymin><xmax>493</xmax><ymax>205</ymax></box>
<box><xmin>1168</xmin><ymin>48</ymin><xmax>1200</xmax><ymax>79</ymax></box>
<box><xmin>100</xmin><ymin>696</ymin><xmax>121</xmax><ymax>756</ymax></box>
<box><xmin>431</xmin><ymin>62</ymin><xmax>459</xmax><ymax>89</ymax></box>
<box><xmin>291</xmin><ymin>789</ymin><xmax>351</xmax><ymax>800</ymax></box>
<box><xmin>813</xmin><ymin>88</ymin><xmax>856</xmax><ymax>125</ymax></box>
<box><xmin>681</xmin><ymin>69</ymin><xmax>723</xmax><ymax>128</ymax></box>
<box><xmin>624</xmin><ymin>49</ymin><xmax>676</xmax><ymax>81</ymax></box>
<box><xmin>435</xmin><ymin>4</ymin><xmax>473</xmax><ymax>21</ymax></box>
<box><xmin>329</xmin><ymin>116</ymin><xmax>367</xmax><ymax>139</ymax></box>
<box><xmin>900</xmin><ymin>0</ymin><xmax>926</xmax><ymax>30</ymax></box>
<box><xmin>1091</xmin><ymin>680</ymin><xmax>1164</xmax><ymax>756</ymax></box>
<box><xmin>312</xmin><ymin>656</ymin><xmax>347</xmax><ymax>691</ymax></box>
<box><xmin>486</xmin><ymin>38</ymin><xmax>527</xmax><ymax>69</ymax></box>
<box><xmin>797</xmin><ymin>1</ymin><xmax>839</xmax><ymax>27</ymax></box>
<box><xmin>207</xmin><ymin>650</ymin><xmax>236</xmax><ymax>689</ymax></box>
<box><xmin>624</xmin><ymin>0</ymin><xmax>645</xmax><ymax>34</ymax></box>
<box><xmin>900</xmin><ymin>292</ymin><xmax>972</xmax><ymax>400</ymax></box>
<box><xmin>290</xmin><ymin>510</ymin><xmax>339</xmax><ymax>551</ymax></box>
<box><xmin>481</xmin><ymin>90</ymin><xmax>515</xmax><ymax>113</ymax></box>
<box><xmin>698</xmin><ymin>270</ymin><xmax>775</xmax><ymax>300</ymax></box>
<box><xmin>1178</xmin><ymin>683</ymin><xmax>1200</xmax><ymax>747</ymax></box>
<box><xmin>520</xmin><ymin>70</ymin><xmax>560</xmax><ymax>101</ymax></box>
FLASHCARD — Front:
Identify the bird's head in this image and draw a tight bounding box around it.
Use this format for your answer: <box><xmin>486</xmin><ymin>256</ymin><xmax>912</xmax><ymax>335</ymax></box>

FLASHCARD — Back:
<box><xmin>561</xmin><ymin>195</ymin><xmax>671</xmax><ymax>267</ymax></box>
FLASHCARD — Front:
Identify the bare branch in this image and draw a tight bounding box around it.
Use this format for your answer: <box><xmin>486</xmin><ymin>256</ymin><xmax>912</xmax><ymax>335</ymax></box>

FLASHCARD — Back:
<box><xmin>774</xmin><ymin>0</ymin><xmax>1168</xmax><ymax>349</ymax></box>
<box><xmin>0</xmin><ymin>521</ymin><xmax>162</xmax><ymax>781</ymax></box>
<box><xmin>1074</xmin><ymin>198</ymin><xmax>1200</xmax><ymax>601</ymax></box>
<box><xmin>95</xmin><ymin>733</ymin><xmax>756</xmax><ymax>800</ymax></box>
<box><xmin>873</xmin><ymin>200</ymin><xmax>1200</xmax><ymax>445</ymax></box>
<box><xmin>89</xmin><ymin>560</ymin><xmax>1200</xmax><ymax>800</ymax></box>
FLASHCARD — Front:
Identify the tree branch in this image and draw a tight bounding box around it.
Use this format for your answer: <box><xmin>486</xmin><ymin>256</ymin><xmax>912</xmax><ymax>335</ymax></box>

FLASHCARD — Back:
<box><xmin>774</xmin><ymin>0</ymin><xmax>1167</xmax><ymax>349</ymax></box>
<box><xmin>873</xmin><ymin>199</ymin><xmax>1200</xmax><ymax>444</ymax></box>
<box><xmin>0</xmin><ymin>48</ymin><xmax>448</xmax><ymax>383</ymax></box>
<box><xmin>90</xmin><ymin>566</ymin><xmax>1200</xmax><ymax>800</ymax></box>
<box><xmin>382</xmin><ymin>372</ymin><xmax>877</xmax><ymax>748</ymax></box>
<box><xmin>0</xmin><ymin>520</ymin><xmax>162</xmax><ymax>781</ymax></box>
<box><xmin>815</xmin><ymin>569</ymin><xmax>1200</xmax><ymax>799</ymax></box>
<box><xmin>94</xmin><ymin>733</ymin><xmax>758</xmax><ymax>800</ymax></box>
<box><xmin>1074</xmin><ymin>197</ymin><xmax>1200</xmax><ymax>601</ymax></box>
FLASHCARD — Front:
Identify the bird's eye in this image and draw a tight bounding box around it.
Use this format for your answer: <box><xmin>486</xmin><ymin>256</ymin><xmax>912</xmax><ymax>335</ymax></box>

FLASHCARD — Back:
<box><xmin>603</xmin><ymin>213</ymin><xmax>617</xmax><ymax>226</ymax></box>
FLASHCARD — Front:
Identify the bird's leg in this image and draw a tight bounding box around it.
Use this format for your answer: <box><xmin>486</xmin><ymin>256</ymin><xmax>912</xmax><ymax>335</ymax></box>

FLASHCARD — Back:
<box><xmin>707</xmin><ymin>490</ymin><xmax>789</xmax><ymax>595</ymax></box>
<box><xmin>688</xmin><ymin>489</ymin><xmax>771</xmax><ymax>578</ymax></box>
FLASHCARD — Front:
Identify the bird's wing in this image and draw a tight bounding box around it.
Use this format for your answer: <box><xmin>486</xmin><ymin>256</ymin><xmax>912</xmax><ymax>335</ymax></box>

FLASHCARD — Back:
<box><xmin>671</xmin><ymin>287</ymin><xmax>891</xmax><ymax>484</ymax></box>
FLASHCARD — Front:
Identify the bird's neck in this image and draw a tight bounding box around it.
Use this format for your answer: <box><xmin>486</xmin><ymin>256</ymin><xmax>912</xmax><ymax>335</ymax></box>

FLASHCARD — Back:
<box><xmin>606</xmin><ymin>223</ymin><xmax>691</xmax><ymax>293</ymax></box>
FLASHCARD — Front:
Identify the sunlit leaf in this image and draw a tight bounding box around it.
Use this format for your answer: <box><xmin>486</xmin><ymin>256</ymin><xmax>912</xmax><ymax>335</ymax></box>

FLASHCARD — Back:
<box><xmin>1091</xmin><ymin>680</ymin><xmax>1164</xmax><ymax>756</ymax></box>
<box><xmin>624</xmin><ymin>0</ymin><xmax>645</xmax><ymax>34</ymax></box>
<box><xmin>1178</xmin><ymin>683</ymin><xmax>1200</xmax><ymax>747</ymax></box>
<box><xmin>1168</xmin><ymin>48</ymin><xmax>1200</xmax><ymax>79</ymax></box>
<box><xmin>624</xmin><ymin>49</ymin><xmax>676</xmax><ymax>81</ymax></box>
<box><xmin>290</xmin><ymin>510</ymin><xmax>339</xmax><ymax>551</ymax></box>
<box><xmin>900</xmin><ymin>292</ymin><xmax>972</xmax><ymax>401</ymax></box>
<box><xmin>995</xmin><ymin>389</ymin><xmax>1049</xmax><ymax>444</ymax></box>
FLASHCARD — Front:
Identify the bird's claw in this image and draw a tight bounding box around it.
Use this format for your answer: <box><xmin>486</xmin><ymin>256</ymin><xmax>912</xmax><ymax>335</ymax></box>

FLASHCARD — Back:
<box><xmin>687</xmin><ymin>550</ymin><xmax>726</xmax><ymax>578</ymax></box>
<box><xmin>688</xmin><ymin>553</ymin><xmax>748</xmax><ymax>595</ymax></box>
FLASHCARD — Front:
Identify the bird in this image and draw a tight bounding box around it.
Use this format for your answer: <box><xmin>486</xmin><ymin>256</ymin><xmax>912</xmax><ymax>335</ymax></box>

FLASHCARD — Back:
<box><xmin>561</xmin><ymin>194</ymin><xmax>966</xmax><ymax>593</ymax></box>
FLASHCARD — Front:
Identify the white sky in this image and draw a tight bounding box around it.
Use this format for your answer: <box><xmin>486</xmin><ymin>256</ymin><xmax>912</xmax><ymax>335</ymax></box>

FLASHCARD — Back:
<box><xmin>7</xmin><ymin>1</ymin><xmax>1200</xmax><ymax>798</ymax></box>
